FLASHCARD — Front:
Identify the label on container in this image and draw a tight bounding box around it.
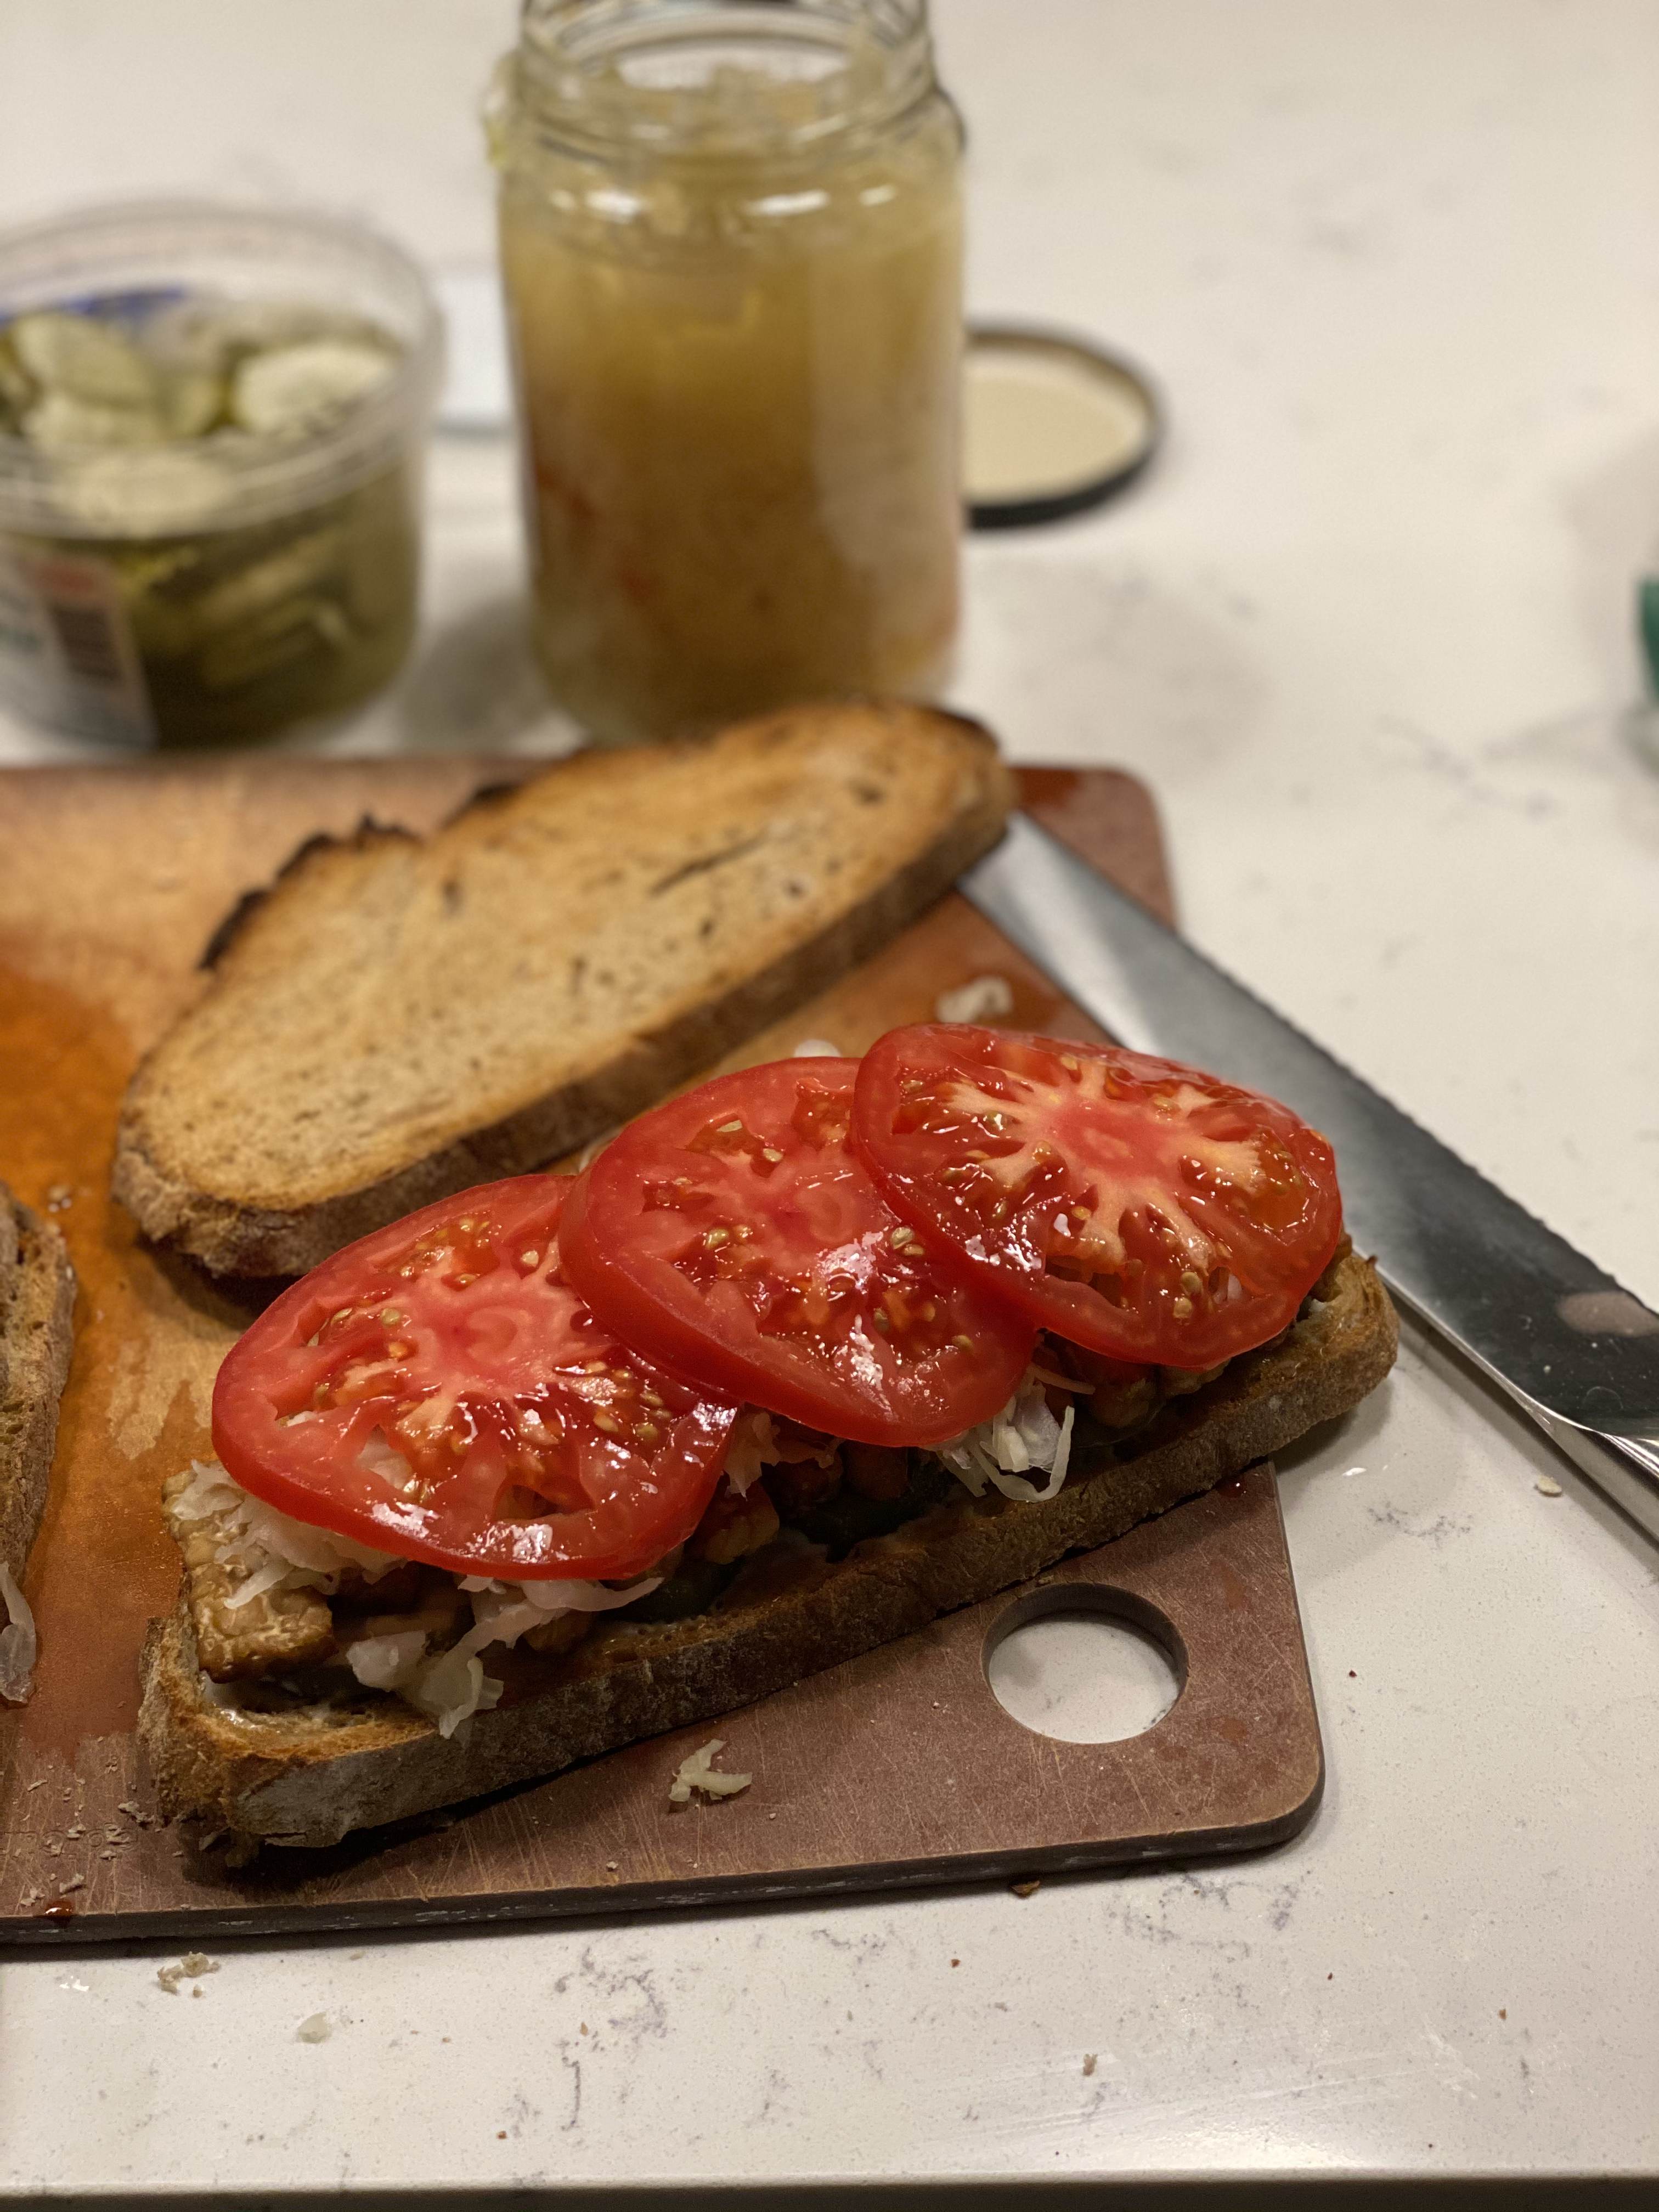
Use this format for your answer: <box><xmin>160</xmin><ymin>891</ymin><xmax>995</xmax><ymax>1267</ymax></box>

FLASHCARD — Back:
<box><xmin>0</xmin><ymin>540</ymin><xmax>154</xmax><ymax>747</ymax></box>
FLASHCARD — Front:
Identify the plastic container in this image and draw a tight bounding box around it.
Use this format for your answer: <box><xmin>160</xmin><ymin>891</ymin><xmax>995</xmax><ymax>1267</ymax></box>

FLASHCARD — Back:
<box><xmin>490</xmin><ymin>0</ymin><xmax>964</xmax><ymax>747</ymax></box>
<box><xmin>0</xmin><ymin>200</ymin><xmax>443</xmax><ymax>748</ymax></box>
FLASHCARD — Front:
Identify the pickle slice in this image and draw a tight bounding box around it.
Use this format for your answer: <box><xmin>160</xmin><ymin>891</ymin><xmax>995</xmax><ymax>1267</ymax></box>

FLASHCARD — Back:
<box><xmin>61</xmin><ymin>448</ymin><xmax>233</xmax><ymax>534</ymax></box>
<box><xmin>23</xmin><ymin>391</ymin><xmax>170</xmax><ymax>449</ymax></box>
<box><xmin>232</xmin><ymin>338</ymin><xmax>395</xmax><ymax>436</ymax></box>
<box><xmin>162</xmin><ymin>368</ymin><xmax>225</xmax><ymax>439</ymax></box>
<box><xmin>12</xmin><ymin>309</ymin><xmax>156</xmax><ymax>407</ymax></box>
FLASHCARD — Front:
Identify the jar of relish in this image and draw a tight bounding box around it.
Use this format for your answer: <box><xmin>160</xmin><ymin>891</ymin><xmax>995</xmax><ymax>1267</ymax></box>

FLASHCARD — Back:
<box><xmin>490</xmin><ymin>0</ymin><xmax>964</xmax><ymax>746</ymax></box>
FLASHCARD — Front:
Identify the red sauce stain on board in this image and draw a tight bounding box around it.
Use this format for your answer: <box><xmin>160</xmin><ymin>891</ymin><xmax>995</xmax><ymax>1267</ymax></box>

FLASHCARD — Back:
<box><xmin>1214</xmin><ymin>1559</ymin><xmax>1251</xmax><ymax>1613</ymax></box>
<box><xmin>0</xmin><ymin>961</ymin><xmax>242</xmax><ymax>1760</ymax></box>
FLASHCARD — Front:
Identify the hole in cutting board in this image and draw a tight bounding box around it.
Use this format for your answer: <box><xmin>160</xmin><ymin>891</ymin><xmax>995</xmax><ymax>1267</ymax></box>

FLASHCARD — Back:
<box><xmin>984</xmin><ymin>1585</ymin><xmax>1184</xmax><ymax>1744</ymax></box>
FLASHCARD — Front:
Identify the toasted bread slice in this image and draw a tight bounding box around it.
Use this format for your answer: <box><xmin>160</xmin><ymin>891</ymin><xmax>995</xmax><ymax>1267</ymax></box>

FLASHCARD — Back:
<box><xmin>111</xmin><ymin>703</ymin><xmax>1015</xmax><ymax>1279</ymax></box>
<box><xmin>138</xmin><ymin>1249</ymin><xmax>1395</xmax><ymax>1848</ymax></box>
<box><xmin>1</xmin><ymin>1183</ymin><xmax>76</xmax><ymax>1700</ymax></box>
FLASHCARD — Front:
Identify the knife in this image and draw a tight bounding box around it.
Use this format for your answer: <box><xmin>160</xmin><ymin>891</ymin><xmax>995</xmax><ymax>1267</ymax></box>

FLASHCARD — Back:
<box><xmin>960</xmin><ymin>813</ymin><xmax>1659</xmax><ymax>1543</ymax></box>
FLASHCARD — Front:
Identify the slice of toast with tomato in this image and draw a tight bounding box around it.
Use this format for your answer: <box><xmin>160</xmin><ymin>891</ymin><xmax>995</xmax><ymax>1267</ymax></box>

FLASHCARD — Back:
<box><xmin>138</xmin><ymin>1037</ymin><xmax>1396</xmax><ymax>1850</ymax></box>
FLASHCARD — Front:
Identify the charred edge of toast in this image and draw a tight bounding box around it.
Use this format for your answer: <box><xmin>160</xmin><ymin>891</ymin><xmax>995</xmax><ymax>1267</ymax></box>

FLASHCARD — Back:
<box><xmin>137</xmin><ymin>1251</ymin><xmax>1396</xmax><ymax>1848</ymax></box>
<box><xmin>0</xmin><ymin>1192</ymin><xmax>77</xmax><ymax>1592</ymax></box>
<box><xmin>198</xmin><ymin>818</ymin><xmax>419</xmax><ymax>971</ymax></box>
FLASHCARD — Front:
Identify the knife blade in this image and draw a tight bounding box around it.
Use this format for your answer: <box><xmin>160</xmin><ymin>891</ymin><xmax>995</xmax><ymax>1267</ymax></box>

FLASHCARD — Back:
<box><xmin>960</xmin><ymin>812</ymin><xmax>1659</xmax><ymax>1542</ymax></box>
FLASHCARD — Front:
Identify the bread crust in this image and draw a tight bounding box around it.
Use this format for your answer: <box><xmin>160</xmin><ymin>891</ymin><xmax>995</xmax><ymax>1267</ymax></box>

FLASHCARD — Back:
<box><xmin>1</xmin><ymin>1186</ymin><xmax>76</xmax><ymax>1595</ymax></box>
<box><xmin>112</xmin><ymin>703</ymin><xmax>1016</xmax><ymax>1278</ymax></box>
<box><xmin>138</xmin><ymin>1250</ymin><xmax>1396</xmax><ymax>1848</ymax></box>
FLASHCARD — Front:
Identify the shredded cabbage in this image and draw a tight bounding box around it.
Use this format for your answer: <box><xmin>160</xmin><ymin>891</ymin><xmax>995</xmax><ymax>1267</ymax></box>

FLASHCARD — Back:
<box><xmin>172</xmin><ymin>1458</ymin><xmax>404</xmax><ymax>1594</ymax></box>
<box><xmin>936</xmin><ymin>1377</ymin><xmax>1077</xmax><ymax>1503</ymax></box>
<box><xmin>668</xmin><ymin>1737</ymin><xmax>752</xmax><ymax>1803</ymax></box>
<box><xmin>169</xmin><ymin>1460</ymin><xmax>675</xmax><ymax>1736</ymax></box>
<box><xmin>406</xmin><ymin>1647</ymin><xmax>503</xmax><ymax>1736</ymax></box>
<box><xmin>348</xmin><ymin>1576</ymin><xmax>665</xmax><ymax>1736</ymax></box>
<box><xmin>455</xmin><ymin>1575</ymin><xmax>661</xmax><ymax>1613</ymax></box>
<box><xmin>345</xmin><ymin>1629</ymin><xmax>429</xmax><ymax>1691</ymax></box>
<box><xmin>721</xmin><ymin>1409</ymin><xmax>838</xmax><ymax>1497</ymax></box>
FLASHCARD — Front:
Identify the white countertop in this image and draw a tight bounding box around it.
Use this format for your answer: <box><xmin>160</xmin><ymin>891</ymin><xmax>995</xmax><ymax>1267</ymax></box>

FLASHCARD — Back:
<box><xmin>2</xmin><ymin>0</ymin><xmax>1657</xmax><ymax>2193</ymax></box>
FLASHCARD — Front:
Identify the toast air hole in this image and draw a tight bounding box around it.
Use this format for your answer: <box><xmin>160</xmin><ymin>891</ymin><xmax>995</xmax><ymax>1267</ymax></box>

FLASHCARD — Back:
<box><xmin>983</xmin><ymin>1585</ymin><xmax>1184</xmax><ymax>1744</ymax></box>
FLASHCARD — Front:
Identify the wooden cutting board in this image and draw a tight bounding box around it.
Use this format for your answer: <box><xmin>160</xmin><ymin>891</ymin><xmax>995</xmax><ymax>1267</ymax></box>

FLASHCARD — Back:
<box><xmin>0</xmin><ymin>758</ymin><xmax>1323</xmax><ymax>1942</ymax></box>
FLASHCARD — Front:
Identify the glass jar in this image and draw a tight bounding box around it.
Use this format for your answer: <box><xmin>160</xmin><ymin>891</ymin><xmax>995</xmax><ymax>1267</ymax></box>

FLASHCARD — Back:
<box><xmin>490</xmin><ymin>0</ymin><xmax>964</xmax><ymax>746</ymax></box>
<box><xmin>0</xmin><ymin>201</ymin><xmax>442</xmax><ymax>750</ymax></box>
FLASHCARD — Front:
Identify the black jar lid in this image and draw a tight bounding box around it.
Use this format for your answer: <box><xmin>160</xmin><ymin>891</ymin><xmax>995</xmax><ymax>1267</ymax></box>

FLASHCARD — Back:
<box><xmin>964</xmin><ymin>325</ymin><xmax>1161</xmax><ymax>529</ymax></box>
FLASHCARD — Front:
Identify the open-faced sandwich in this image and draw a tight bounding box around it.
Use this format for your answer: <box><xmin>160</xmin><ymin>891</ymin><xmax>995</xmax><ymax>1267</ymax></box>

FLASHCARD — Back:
<box><xmin>140</xmin><ymin>1026</ymin><xmax>1396</xmax><ymax>1847</ymax></box>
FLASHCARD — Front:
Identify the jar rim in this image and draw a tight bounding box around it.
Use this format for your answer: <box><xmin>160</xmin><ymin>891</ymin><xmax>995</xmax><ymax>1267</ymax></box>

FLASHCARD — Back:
<box><xmin>0</xmin><ymin>197</ymin><xmax>443</xmax><ymax>539</ymax></box>
<box><xmin>503</xmin><ymin>0</ymin><xmax>939</xmax><ymax>165</ymax></box>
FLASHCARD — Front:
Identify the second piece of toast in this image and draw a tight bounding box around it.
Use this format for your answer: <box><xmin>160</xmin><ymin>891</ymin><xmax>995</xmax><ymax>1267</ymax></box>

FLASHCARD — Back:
<box><xmin>112</xmin><ymin>702</ymin><xmax>1014</xmax><ymax>1278</ymax></box>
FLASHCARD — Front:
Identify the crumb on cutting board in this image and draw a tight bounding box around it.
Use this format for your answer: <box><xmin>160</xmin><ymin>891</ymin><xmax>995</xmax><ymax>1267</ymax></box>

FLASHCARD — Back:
<box><xmin>668</xmin><ymin>1739</ymin><xmax>752</xmax><ymax>1805</ymax></box>
<box><xmin>934</xmin><ymin>974</ymin><xmax>1014</xmax><ymax>1025</ymax></box>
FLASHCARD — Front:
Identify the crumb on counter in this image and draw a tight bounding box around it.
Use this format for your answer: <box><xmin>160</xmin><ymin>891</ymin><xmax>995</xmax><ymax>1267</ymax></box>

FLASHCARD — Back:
<box><xmin>668</xmin><ymin>1738</ymin><xmax>752</xmax><ymax>1805</ymax></box>
<box><xmin>157</xmin><ymin>1952</ymin><xmax>220</xmax><ymax>1995</ymax></box>
<box><xmin>1535</xmin><ymin>1475</ymin><xmax>1564</xmax><ymax>1498</ymax></box>
<box><xmin>1082</xmin><ymin>2052</ymin><xmax>1097</xmax><ymax>2077</ymax></box>
<box><xmin>297</xmin><ymin>2012</ymin><xmax>332</xmax><ymax>2043</ymax></box>
<box><xmin>1011</xmin><ymin>1878</ymin><xmax>1041</xmax><ymax>1899</ymax></box>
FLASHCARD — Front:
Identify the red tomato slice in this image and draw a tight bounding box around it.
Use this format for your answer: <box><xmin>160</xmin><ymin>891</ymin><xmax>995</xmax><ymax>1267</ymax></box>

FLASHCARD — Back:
<box><xmin>556</xmin><ymin>1060</ymin><xmax>1036</xmax><ymax>1447</ymax></box>
<box><xmin>851</xmin><ymin>1025</ymin><xmax>1344</xmax><ymax>1367</ymax></box>
<box><xmin>211</xmin><ymin>1176</ymin><xmax>737</xmax><ymax>1582</ymax></box>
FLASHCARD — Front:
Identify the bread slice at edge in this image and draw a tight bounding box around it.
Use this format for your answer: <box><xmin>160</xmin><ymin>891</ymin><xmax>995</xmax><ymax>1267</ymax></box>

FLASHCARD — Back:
<box><xmin>1</xmin><ymin>1188</ymin><xmax>76</xmax><ymax>1594</ymax></box>
<box><xmin>138</xmin><ymin>1251</ymin><xmax>1397</xmax><ymax>1849</ymax></box>
<box><xmin>111</xmin><ymin>702</ymin><xmax>1016</xmax><ymax>1279</ymax></box>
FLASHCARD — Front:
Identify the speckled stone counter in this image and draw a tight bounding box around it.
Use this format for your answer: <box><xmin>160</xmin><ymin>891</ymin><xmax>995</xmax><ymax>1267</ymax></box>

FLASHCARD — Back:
<box><xmin>2</xmin><ymin>0</ymin><xmax>1656</xmax><ymax>2194</ymax></box>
